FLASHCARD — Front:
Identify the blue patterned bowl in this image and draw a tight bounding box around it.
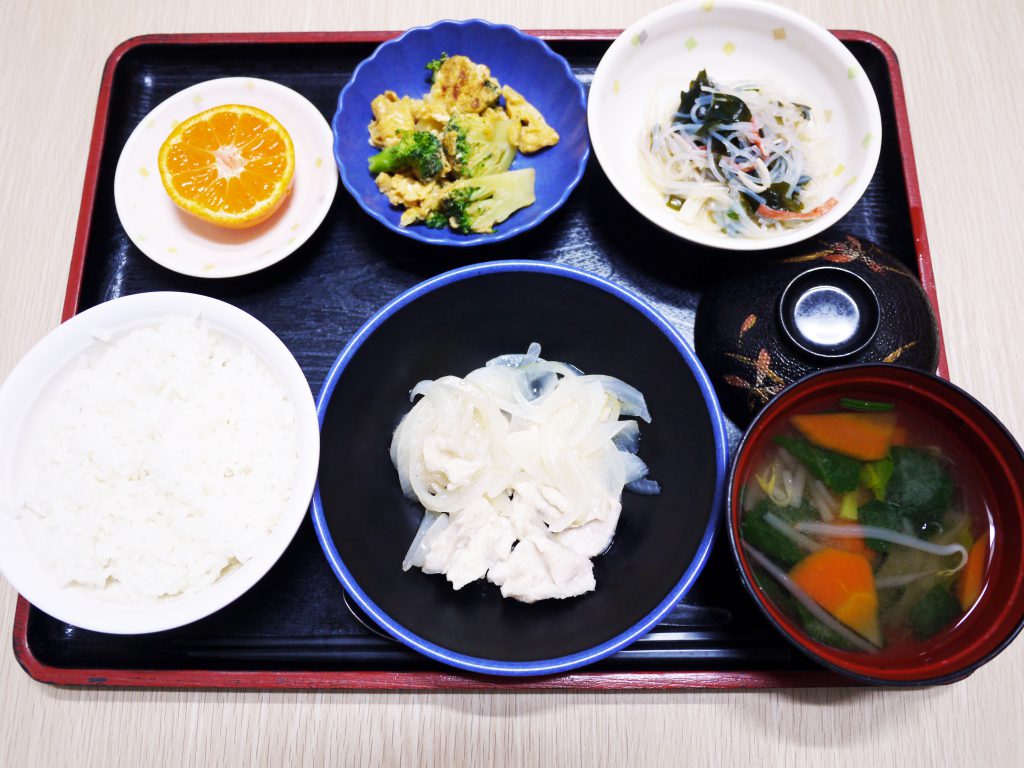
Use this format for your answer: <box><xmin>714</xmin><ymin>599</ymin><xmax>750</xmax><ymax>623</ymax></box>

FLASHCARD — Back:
<box><xmin>332</xmin><ymin>19</ymin><xmax>589</xmax><ymax>246</ymax></box>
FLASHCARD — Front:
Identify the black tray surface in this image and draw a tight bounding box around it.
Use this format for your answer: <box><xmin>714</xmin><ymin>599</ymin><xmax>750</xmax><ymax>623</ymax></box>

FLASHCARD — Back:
<box><xmin>26</xmin><ymin>37</ymin><xmax>915</xmax><ymax>674</ymax></box>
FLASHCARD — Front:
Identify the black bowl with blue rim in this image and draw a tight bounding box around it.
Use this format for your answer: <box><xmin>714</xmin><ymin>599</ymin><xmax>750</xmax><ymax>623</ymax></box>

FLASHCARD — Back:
<box><xmin>331</xmin><ymin>19</ymin><xmax>589</xmax><ymax>246</ymax></box>
<box><xmin>310</xmin><ymin>261</ymin><xmax>727</xmax><ymax>676</ymax></box>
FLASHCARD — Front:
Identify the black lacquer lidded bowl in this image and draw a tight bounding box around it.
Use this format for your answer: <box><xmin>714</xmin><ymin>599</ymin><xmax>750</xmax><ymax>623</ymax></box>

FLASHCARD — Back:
<box><xmin>694</xmin><ymin>235</ymin><xmax>940</xmax><ymax>427</ymax></box>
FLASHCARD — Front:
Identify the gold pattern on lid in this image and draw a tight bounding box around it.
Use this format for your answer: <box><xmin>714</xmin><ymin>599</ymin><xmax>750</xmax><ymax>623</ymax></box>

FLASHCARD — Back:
<box><xmin>824</xmin><ymin>109</ymin><xmax>834</xmax><ymax>123</ymax></box>
<box><xmin>192</xmin><ymin>95</ymin><xmax>203</xmax><ymax>107</ymax></box>
<box><xmin>772</xmin><ymin>28</ymin><xmax>787</xmax><ymax>40</ymax></box>
<box><xmin>245</xmin><ymin>81</ymin><xmax>255</xmax><ymax>91</ymax></box>
<box><xmin>848</xmin><ymin>67</ymin><xmax>858</xmax><ymax>79</ymax></box>
<box><xmin>722</xmin><ymin>41</ymin><xmax>736</xmax><ymax>56</ymax></box>
<box><xmin>684</xmin><ymin>36</ymin><xmax>698</xmax><ymax>51</ymax></box>
<box><xmin>137</xmin><ymin>167</ymin><xmax>149</xmax><ymax>178</ymax></box>
<box><xmin>701</xmin><ymin>0</ymin><xmax>714</xmax><ymax>11</ymax></box>
<box><xmin>862</xmin><ymin>132</ymin><xmax>874</xmax><ymax>149</ymax></box>
<box><xmin>612</xmin><ymin>80</ymin><xmax>621</xmax><ymax>94</ymax></box>
<box><xmin>315</xmin><ymin>157</ymin><xmax>323</xmax><ymax>168</ymax></box>
<box><xmin>833</xmin><ymin>163</ymin><xmax>846</xmax><ymax>177</ymax></box>
<box><xmin>167</xmin><ymin>247</ymin><xmax>178</xmax><ymax>254</ymax></box>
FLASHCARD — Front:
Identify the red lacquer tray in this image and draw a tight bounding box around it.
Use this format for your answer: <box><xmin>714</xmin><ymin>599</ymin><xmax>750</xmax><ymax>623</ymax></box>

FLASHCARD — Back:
<box><xmin>12</xmin><ymin>29</ymin><xmax>945</xmax><ymax>689</ymax></box>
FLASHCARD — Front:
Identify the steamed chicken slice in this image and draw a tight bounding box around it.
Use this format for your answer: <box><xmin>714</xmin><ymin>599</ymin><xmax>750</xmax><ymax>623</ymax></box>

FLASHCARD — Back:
<box><xmin>487</xmin><ymin>534</ymin><xmax>596</xmax><ymax>602</ymax></box>
<box><xmin>419</xmin><ymin>498</ymin><xmax>516</xmax><ymax>590</ymax></box>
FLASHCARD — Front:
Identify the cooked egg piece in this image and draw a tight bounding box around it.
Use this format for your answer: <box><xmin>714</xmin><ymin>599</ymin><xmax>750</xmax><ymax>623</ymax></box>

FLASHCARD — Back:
<box><xmin>502</xmin><ymin>85</ymin><xmax>560</xmax><ymax>153</ymax></box>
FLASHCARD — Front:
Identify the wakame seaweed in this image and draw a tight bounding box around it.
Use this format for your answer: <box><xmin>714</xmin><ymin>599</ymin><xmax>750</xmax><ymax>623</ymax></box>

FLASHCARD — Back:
<box><xmin>674</xmin><ymin>69</ymin><xmax>753</xmax><ymax>152</ymax></box>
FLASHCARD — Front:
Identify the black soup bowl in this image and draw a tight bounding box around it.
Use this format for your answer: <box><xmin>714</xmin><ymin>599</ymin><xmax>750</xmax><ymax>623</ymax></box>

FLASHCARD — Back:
<box><xmin>311</xmin><ymin>261</ymin><xmax>728</xmax><ymax>675</ymax></box>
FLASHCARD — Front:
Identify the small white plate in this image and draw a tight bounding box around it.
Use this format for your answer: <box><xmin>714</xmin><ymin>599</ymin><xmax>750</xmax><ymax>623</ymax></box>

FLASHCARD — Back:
<box><xmin>588</xmin><ymin>0</ymin><xmax>883</xmax><ymax>251</ymax></box>
<box><xmin>114</xmin><ymin>78</ymin><xmax>337</xmax><ymax>278</ymax></box>
<box><xmin>0</xmin><ymin>293</ymin><xmax>320</xmax><ymax>634</ymax></box>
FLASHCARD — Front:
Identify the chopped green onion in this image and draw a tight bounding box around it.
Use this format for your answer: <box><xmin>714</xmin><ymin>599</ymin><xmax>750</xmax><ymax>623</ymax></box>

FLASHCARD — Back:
<box><xmin>666</xmin><ymin>195</ymin><xmax>684</xmax><ymax>211</ymax></box>
<box><xmin>840</xmin><ymin>397</ymin><xmax>894</xmax><ymax>412</ymax></box>
<box><xmin>726</xmin><ymin>210</ymin><xmax>740</xmax><ymax>221</ymax></box>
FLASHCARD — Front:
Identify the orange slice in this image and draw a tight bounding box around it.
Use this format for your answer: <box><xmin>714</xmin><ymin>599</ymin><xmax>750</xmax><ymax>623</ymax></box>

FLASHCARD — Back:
<box><xmin>158</xmin><ymin>104</ymin><xmax>295</xmax><ymax>228</ymax></box>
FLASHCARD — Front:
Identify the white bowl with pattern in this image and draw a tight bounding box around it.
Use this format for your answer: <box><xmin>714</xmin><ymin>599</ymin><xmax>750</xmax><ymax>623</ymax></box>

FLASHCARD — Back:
<box><xmin>588</xmin><ymin>0</ymin><xmax>883</xmax><ymax>251</ymax></box>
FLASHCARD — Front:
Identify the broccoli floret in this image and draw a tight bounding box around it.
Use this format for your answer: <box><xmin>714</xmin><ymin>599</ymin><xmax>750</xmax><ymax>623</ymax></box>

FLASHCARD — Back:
<box><xmin>425</xmin><ymin>52</ymin><xmax>449</xmax><ymax>82</ymax></box>
<box><xmin>424</xmin><ymin>169</ymin><xmax>535</xmax><ymax>234</ymax></box>
<box><xmin>367</xmin><ymin>130</ymin><xmax>443</xmax><ymax>181</ymax></box>
<box><xmin>441</xmin><ymin>114</ymin><xmax>516</xmax><ymax>178</ymax></box>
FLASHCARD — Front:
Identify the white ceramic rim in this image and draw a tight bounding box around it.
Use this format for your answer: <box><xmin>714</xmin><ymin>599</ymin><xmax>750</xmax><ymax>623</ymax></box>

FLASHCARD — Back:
<box><xmin>113</xmin><ymin>78</ymin><xmax>337</xmax><ymax>278</ymax></box>
<box><xmin>0</xmin><ymin>292</ymin><xmax>320</xmax><ymax>634</ymax></box>
<box><xmin>588</xmin><ymin>0</ymin><xmax>884</xmax><ymax>252</ymax></box>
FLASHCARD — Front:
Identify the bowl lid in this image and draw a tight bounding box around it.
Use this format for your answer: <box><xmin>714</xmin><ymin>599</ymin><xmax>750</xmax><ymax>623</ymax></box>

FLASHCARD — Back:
<box><xmin>694</xmin><ymin>235</ymin><xmax>939</xmax><ymax>427</ymax></box>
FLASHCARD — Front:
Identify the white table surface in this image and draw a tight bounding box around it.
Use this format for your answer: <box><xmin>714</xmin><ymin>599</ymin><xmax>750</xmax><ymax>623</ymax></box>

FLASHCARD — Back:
<box><xmin>2</xmin><ymin>1</ymin><xmax>1023</xmax><ymax>765</ymax></box>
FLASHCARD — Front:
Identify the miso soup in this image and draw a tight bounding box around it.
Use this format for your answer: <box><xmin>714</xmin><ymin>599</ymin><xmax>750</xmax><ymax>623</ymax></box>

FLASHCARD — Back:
<box><xmin>739</xmin><ymin>394</ymin><xmax>993</xmax><ymax>657</ymax></box>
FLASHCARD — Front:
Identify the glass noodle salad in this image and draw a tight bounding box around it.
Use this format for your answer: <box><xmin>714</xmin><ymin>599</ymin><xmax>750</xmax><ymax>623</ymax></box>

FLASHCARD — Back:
<box><xmin>640</xmin><ymin>70</ymin><xmax>836</xmax><ymax>238</ymax></box>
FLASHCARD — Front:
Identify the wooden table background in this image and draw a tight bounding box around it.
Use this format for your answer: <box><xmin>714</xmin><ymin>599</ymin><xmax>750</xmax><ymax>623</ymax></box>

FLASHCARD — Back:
<box><xmin>2</xmin><ymin>0</ymin><xmax>1022</xmax><ymax>765</ymax></box>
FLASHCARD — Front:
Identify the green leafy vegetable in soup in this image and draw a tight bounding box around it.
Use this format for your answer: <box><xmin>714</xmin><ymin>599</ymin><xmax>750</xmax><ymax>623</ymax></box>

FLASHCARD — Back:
<box><xmin>909</xmin><ymin>585</ymin><xmax>963</xmax><ymax>640</ymax></box>
<box><xmin>741</xmin><ymin>498</ymin><xmax>818</xmax><ymax>569</ymax></box>
<box><xmin>774</xmin><ymin>435</ymin><xmax>861</xmax><ymax>493</ymax></box>
<box><xmin>887</xmin><ymin>446</ymin><xmax>954</xmax><ymax>529</ymax></box>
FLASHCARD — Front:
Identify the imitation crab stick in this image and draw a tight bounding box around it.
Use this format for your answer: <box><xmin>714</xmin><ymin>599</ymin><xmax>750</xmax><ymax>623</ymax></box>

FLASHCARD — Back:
<box><xmin>790</xmin><ymin>548</ymin><xmax>882</xmax><ymax>645</ymax></box>
<box><xmin>790</xmin><ymin>412</ymin><xmax>897</xmax><ymax>461</ymax></box>
<box><xmin>757</xmin><ymin>197</ymin><xmax>838</xmax><ymax>221</ymax></box>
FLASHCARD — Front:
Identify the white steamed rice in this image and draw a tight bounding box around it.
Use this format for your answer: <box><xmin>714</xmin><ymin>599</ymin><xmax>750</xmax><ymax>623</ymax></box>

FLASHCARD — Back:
<box><xmin>17</xmin><ymin>315</ymin><xmax>299</xmax><ymax>602</ymax></box>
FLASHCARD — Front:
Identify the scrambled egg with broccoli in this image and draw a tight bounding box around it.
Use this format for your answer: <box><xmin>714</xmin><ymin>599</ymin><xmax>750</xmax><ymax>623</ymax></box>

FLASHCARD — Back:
<box><xmin>366</xmin><ymin>53</ymin><xmax>560</xmax><ymax>234</ymax></box>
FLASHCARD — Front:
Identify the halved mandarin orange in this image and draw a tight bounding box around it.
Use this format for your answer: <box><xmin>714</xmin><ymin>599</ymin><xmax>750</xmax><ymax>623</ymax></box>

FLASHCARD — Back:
<box><xmin>158</xmin><ymin>104</ymin><xmax>295</xmax><ymax>229</ymax></box>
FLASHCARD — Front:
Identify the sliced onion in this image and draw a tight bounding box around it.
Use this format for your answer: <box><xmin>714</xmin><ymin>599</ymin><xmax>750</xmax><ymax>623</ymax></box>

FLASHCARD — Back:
<box><xmin>402</xmin><ymin>510</ymin><xmax>443</xmax><ymax>571</ymax></box>
<box><xmin>486</xmin><ymin>341</ymin><xmax>542</xmax><ymax>369</ymax></box>
<box><xmin>611</xmin><ymin>420</ymin><xmax>641</xmax><ymax>454</ymax></box>
<box><xmin>626</xmin><ymin>478</ymin><xmax>661</xmax><ymax>495</ymax></box>
<box><xmin>579</xmin><ymin>375</ymin><xmax>652</xmax><ymax>423</ymax></box>
<box><xmin>620</xmin><ymin>452</ymin><xmax>650</xmax><ymax>484</ymax></box>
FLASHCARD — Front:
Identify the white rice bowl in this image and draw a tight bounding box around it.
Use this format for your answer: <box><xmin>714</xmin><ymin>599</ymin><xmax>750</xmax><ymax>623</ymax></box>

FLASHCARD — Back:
<box><xmin>0</xmin><ymin>292</ymin><xmax>319</xmax><ymax>634</ymax></box>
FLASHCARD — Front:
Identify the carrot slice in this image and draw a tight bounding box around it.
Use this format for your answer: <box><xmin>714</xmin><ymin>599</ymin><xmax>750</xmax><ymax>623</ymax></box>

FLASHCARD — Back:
<box><xmin>790</xmin><ymin>412</ymin><xmax>896</xmax><ymax>461</ymax></box>
<box><xmin>892</xmin><ymin>423</ymin><xmax>909</xmax><ymax>448</ymax></box>
<box><xmin>956</xmin><ymin>534</ymin><xmax>989</xmax><ymax>611</ymax></box>
<box><xmin>790</xmin><ymin>548</ymin><xmax>881</xmax><ymax>645</ymax></box>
